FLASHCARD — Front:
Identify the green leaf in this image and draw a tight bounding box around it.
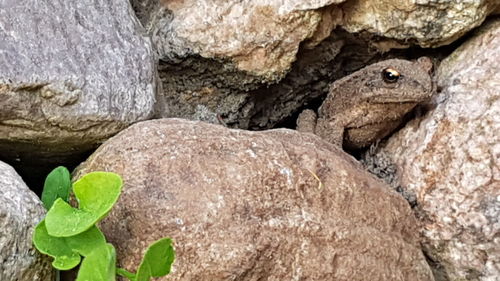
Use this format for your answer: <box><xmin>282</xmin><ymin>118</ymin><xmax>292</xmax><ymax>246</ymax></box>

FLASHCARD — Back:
<box><xmin>76</xmin><ymin>243</ymin><xmax>116</xmax><ymax>281</ymax></box>
<box><xmin>44</xmin><ymin>172</ymin><xmax>122</xmax><ymax>237</ymax></box>
<box><xmin>41</xmin><ymin>166</ymin><xmax>71</xmax><ymax>210</ymax></box>
<box><xmin>33</xmin><ymin>220</ymin><xmax>108</xmax><ymax>270</ymax></box>
<box><xmin>32</xmin><ymin>220</ymin><xmax>81</xmax><ymax>270</ymax></box>
<box><xmin>65</xmin><ymin>225</ymin><xmax>106</xmax><ymax>256</ymax></box>
<box><xmin>73</xmin><ymin>172</ymin><xmax>122</xmax><ymax>215</ymax></box>
<box><xmin>136</xmin><ymin>238</ymin><xmax>175</xmax><ymax>281</ymax></box>
<box><xmin>45</xmin><ymin>199</ymin><xmax>96</xmax><ymax>237</ymax></box>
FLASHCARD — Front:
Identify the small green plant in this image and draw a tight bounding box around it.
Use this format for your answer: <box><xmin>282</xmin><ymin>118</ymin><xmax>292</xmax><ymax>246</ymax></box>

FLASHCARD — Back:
<box><xmin>33</xmin><ymin>166</ymin><xmax>175</xmax><ymax>281</ymax></box>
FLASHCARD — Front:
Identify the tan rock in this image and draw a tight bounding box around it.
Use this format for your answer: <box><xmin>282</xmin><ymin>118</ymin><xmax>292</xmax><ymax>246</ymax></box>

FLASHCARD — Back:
<box><xmin>363</xmin><ymin>18</ymin><xmax>500</xmax><ymax>280</ymax></box>
<box><xmin>341</xmin><ymin>0</ymin><xmax>499</xmax><ymax>48</ymax></box>
<box><xmin>148</xmin><ymin>0</ymin><xmax>345</xmax><ymax>80</ymax></box>
<box><xmin>76</xmin><ymin>118</ymin><xmax>434</xmax><ymax>281</ymax></box>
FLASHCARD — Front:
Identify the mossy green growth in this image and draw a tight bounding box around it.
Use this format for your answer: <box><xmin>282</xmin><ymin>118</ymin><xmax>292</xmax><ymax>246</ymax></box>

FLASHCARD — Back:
<box><xmin>33</xmin><ymin>168</ymin><xmax>175</xmax><ymax>281</ymax></box>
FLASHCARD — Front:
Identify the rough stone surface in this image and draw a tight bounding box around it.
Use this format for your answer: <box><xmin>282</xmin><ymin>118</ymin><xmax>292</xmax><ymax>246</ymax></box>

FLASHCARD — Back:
<box><xmin>0</xmin><ymin>0</ymin><xmax>158</xmax><ymax>164</ymax></box>
<box><xmin>363</xmin><ymin>19</ymin><xmax>500</xmax><ymax>281</ymax></box>
<box><xmin>139</xmin><ymin>0</ymin><xmax>344</xmax><ymax>79</ymax></box>
<box><xmin>341</xmin><ymin>0</ymin><xmax>499</xmax><ymax>48</ymax></box>
<box><xmin>76</xmin><ymin>118</ymin><xmax>434</xmax><ymax>281</ymax></box>
<box><xmin>0</xmin><ymin>161</ymin><xmax>55</xmax><ymax>281</ymax></box>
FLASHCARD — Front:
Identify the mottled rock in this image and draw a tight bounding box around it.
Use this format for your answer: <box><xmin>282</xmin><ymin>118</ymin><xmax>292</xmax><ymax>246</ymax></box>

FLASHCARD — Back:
<box><xmin>76</xmin><ymin>118</ymin><xmax>434</xmax><ymax>281</ymax></box>
<box><xmin>363</xmin><ymin>19</ymin><xmax>500</xmax><ymax>281</ymax></box>
<box><xmin>342</xmin><ymin>0</ymin><xmax>499</xmax><ymax>48</ymax></box>
<box><xmin>0</xmin><ymin>161</ymin><xmax>55</xmax><ymax>281</ymax></box>
<box><xmin>0</xmin><ymin>0</ymin><xmax>158</xmax><ymax>165</ymax></box>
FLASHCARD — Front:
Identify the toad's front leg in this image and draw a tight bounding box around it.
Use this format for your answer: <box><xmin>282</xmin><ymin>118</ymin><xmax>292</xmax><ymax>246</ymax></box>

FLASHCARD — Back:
<box><xmin>315</xmin><ymin>118</ymin><xmax>344</xmax><ymax>147</ymax></box>
<box><xmin>297</xmin><ymin>110</ymin><xmax>344</xmax><ymax>147</ymax></box>
<box><xmin>296</xmin><ymin>109</ymin><xmax>318</xmax><ymax>134</ymax></box>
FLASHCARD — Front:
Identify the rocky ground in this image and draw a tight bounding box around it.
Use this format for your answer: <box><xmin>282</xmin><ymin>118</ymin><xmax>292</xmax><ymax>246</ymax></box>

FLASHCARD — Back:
<box><xmin>0</xmin><ymin>1</ymin><xmax>499</xmax><ymax>280</ymax></box>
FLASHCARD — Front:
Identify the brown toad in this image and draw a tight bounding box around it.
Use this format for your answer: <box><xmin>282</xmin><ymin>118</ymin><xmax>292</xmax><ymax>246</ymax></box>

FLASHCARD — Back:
<box><xmin>296</xmin><ymin>57</ymin><xmax>434</xmax><ymax>150</ymax></box>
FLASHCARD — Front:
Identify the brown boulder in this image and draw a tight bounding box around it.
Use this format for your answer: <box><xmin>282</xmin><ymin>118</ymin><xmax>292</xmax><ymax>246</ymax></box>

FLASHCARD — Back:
<box><xmin>76</xmin><ymin>118</ymin><xmax>433</xmax><ymax>281</ymax></box>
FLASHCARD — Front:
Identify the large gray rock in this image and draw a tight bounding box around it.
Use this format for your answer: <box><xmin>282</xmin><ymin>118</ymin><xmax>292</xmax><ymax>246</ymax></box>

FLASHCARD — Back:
<box><xmin>0</xmin><ymin>0</ymin><xmax>158</xmax><ymax>164</ymax></box>
<box><xmin>76</xmin><ymin>118</ymin><xmax>434</xmax><ymax>281</ymax></box>
<box><xmin>363</xmin><ymin>18</ymin><xmax>500</xmax><ymax>281</ymax></box>
<box><xmin>0</xmin><ymin>161</ymin><xmax>55</xmax><ymax>281</ymax></box>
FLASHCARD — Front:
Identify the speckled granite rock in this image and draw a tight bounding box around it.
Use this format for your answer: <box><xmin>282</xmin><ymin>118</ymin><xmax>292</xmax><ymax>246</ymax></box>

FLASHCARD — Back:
<box><xmin>0</xmin><ymin>161</ymin><xmax>55</xmax><ymax>281</ymax></box>
<box><xmin>363</xmin><ymin>18</ymin><xmax>500</xmax><ymax>281</ymax></box>
<box><xmin>0</xmin><ymin>0</ymin><xmax>158</xmax><ymax>166</ymax></box>
<box><xmin>76</xmin><ymin>118</ymin><xmax>434</xmax><ymax>281</ymax></box>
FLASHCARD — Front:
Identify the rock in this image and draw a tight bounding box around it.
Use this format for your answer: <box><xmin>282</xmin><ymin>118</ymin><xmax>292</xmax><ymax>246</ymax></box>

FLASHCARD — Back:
<box><xmin>133</xmin><ymin>0</ymin><xmax>348</xmax><ymax>129</ymax></box>
<box><xmin>363</xmin><ymin>18</ymin><xmax>500</xmax><ymax>281</ymax></box>
<box><xmin>137</xmin><ymin>0</ymin><xmax>344</xmax><ymax>80</ymax></box>
<box><xmin>341</xmin><ymin>0</ymin><xmax>499</xmax><ymax>48</ymax></box>
<box><xmin>75</xmin><ymin>118</ymin><xmax>434</xmax><ymax>281</ymax></box>
<box><xmin>0</xmin><ymin>161</ymin><xmax>55</xmax><ymax>281</ymax></box>
<box><xmin>245</xmin><ymin>35</ymin><xmax>345</xmax><ymax>129</ymax></box>
<box><xmin>0</xmin><ymin>0</ymin><xmax>158</xmax><ymax>167</ymax></box>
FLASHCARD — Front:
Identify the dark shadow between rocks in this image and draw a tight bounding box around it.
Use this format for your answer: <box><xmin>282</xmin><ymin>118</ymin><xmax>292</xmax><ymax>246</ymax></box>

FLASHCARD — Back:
<box><xmin>0</xmin><ymin>143</ymin><xmax>95</xmax><ymax>196</ymax></box>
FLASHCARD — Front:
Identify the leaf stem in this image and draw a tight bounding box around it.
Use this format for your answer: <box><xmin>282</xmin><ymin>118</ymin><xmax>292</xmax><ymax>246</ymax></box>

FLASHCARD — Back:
<box><xmin>116</xmin><ymin>267</ymin><xmax>136</xmax><ymax>280</ymax></box>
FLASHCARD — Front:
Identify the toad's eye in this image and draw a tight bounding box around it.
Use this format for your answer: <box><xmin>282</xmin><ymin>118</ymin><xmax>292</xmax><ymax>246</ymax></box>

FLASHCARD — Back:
<box><xmin>382</xmin><ymin>68</ymin><xmax>400</xmax><ymax>83</ymax></box>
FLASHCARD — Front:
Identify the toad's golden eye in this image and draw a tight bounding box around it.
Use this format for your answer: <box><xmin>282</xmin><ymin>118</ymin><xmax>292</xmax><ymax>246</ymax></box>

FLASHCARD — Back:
<box><xmin>382</xmin><ymin>68</ymin><xmax>400</xmax><ymax>83</ymax></box>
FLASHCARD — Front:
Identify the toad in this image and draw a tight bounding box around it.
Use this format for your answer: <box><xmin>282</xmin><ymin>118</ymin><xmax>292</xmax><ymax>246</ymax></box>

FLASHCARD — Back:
<box><xmin>297</xmin><ymin>57</ymin><xmax>434</xmax><ymax>150</ymax></box>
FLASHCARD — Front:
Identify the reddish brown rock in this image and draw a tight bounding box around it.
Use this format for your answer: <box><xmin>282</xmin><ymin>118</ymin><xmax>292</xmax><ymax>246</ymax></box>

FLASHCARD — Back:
<box><xmin>363</xmin><ymin>19</ymin><xmax>500</xmax><ymax>281</ymax></box>
<box><xmin>76</xmin><ymin>118</ymin><xmax>433</xmax><ymax>281</ymax></box>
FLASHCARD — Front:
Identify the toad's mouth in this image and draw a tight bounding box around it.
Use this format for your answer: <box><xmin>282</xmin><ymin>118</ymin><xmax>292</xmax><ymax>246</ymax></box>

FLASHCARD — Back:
<box><xmin>370</xmin><ymin>99</ymin><xmax>423</xmax><ymax>104</ymax></box>
<box><xmin>347</xmin><ymin>120</ymin><xmax>398</xmax><ymax>130</ymax></box>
